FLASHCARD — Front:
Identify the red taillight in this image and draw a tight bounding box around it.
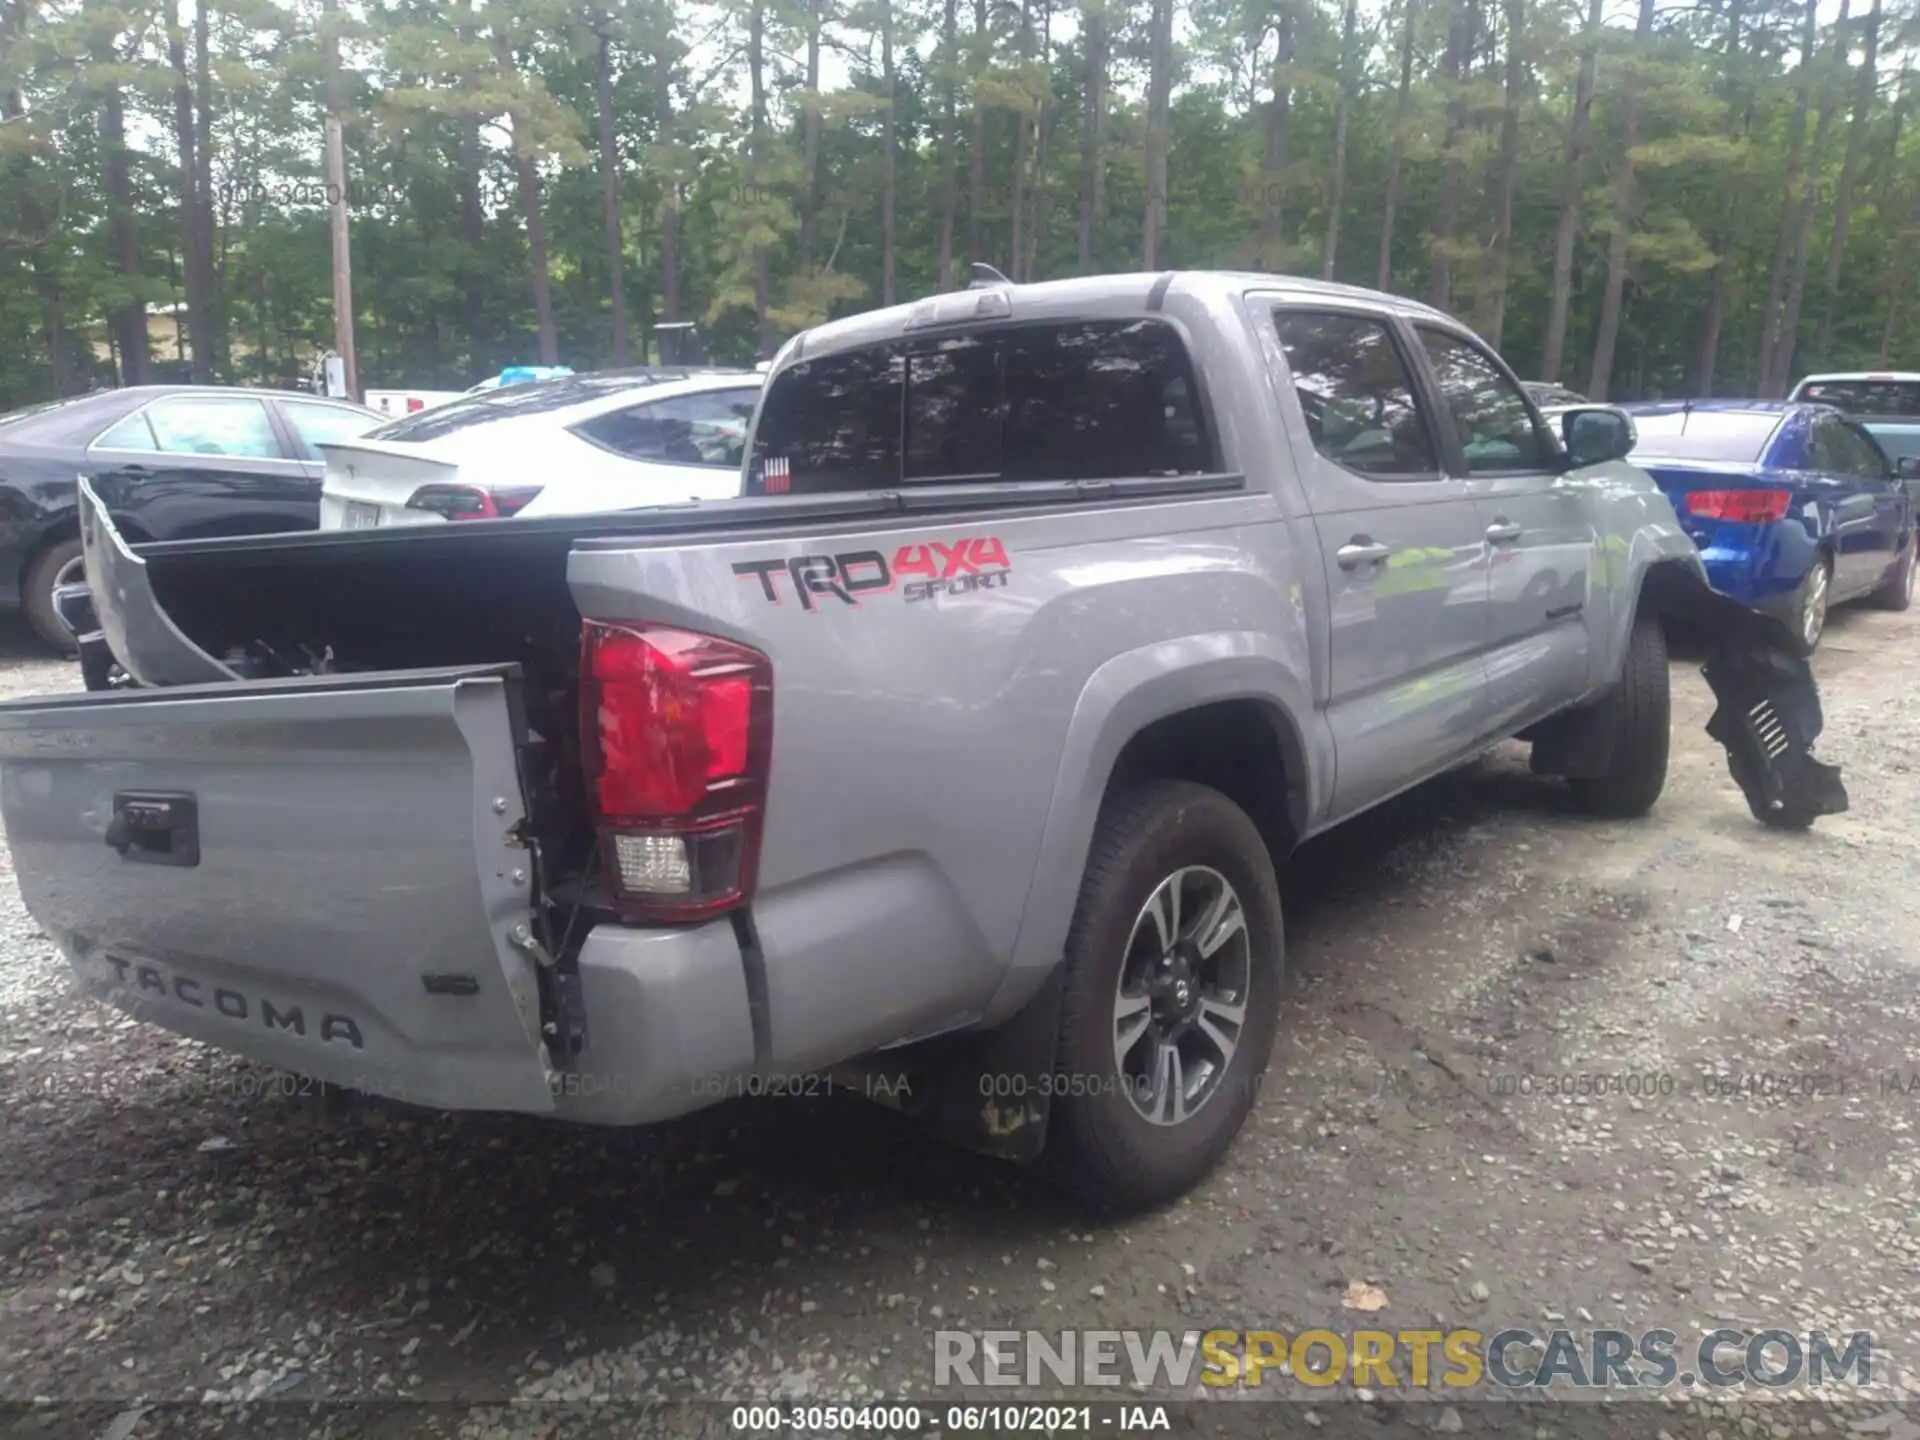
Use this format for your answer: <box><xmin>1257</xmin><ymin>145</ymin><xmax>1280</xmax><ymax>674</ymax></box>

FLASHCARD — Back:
<box><xmin>406</xmin><ymin>397</ymin><xmax>426</xmax><ymax>413</ymax></box>
<box><xmin>404</xmin><ymin>484</ymin><xmax>544</xmax><ymax>520</ymax></box>
<box><xmin>1682</xmin><ymin>488</ymin><xmax>1792</xmax><ymax>524</ymax></box>
<box><xmin>581</xmin><ymin>621</ymin><xmax>772</xmax><ymax>922</ymax></box>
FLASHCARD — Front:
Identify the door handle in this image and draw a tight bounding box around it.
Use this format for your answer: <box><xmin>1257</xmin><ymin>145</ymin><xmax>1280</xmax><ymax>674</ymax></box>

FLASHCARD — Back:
<box><xmin>1485</xmin><ymin>519</ymin><xmax>1523</xmax><ymax>545</ymax></box>
<box><xmin>1336</xmin><ymin>538</ymin><xmax>1393</xmax><ymax>570</ymax></box>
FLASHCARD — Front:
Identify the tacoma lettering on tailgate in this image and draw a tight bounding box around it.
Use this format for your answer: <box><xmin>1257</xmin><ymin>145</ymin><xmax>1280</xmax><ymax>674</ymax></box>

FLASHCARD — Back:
<box><xmin>732</xmin><ymin>537</ymin><xmax>1012</xmax><ymax>611</ymax></box>
<box><xmin>104</xmin><ymin>955</ymin><xmax>365</xmax><ymax>1049</ymax></box>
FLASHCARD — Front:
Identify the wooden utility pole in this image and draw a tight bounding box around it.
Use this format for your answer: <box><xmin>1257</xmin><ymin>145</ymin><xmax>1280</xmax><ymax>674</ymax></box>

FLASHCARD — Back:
<box><xmin>322</xmin><ymin>0</ymin><xmax>358</xmax><ymax>398</ymax></box>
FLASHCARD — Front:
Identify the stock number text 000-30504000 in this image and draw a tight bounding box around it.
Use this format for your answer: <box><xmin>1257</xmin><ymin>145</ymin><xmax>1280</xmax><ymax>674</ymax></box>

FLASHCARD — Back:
<box><xmin>730</xmin><ymin>1406</ymin><xmax>1174</xmax><ymax>1434</ymax></box>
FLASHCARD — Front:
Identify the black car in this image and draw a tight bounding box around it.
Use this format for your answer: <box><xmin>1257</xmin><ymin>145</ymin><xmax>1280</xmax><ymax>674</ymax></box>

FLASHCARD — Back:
<box><xmin>0</xmin><ymin>386</ymin><xmax>380</xmax><ymax>649</ymax></box>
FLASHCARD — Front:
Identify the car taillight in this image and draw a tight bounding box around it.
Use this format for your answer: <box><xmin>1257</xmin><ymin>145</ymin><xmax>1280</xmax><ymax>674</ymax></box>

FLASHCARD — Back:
<box><xmin>1682</xmin><ymin>489</ymin><xmax>1792</xmax><ymax>524</ymax></box>
<box><xmin>404</xmin><ymin>484</ymin><xmax>544</xmax><ymax>520</ymax></box>
<box><xmin>581</xmin><ymin>620</ymin><xmax>772</xmax><ymax>923</ymax></box>
<box><xmin>406</xmin><ymin>397</ymin><xmax>426</xmax><ymax>413</ymax></box>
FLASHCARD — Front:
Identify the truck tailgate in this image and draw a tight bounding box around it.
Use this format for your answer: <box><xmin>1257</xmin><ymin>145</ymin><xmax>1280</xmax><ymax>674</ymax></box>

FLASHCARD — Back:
<box><xmin>0</xmin><ymin>666</ymin><xmax>557</xmax><ymax>1114</ymax></box>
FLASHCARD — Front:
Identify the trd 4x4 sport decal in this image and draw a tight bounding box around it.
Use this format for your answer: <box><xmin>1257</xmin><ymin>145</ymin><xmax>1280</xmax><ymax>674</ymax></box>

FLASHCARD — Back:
<box><xmin>732</xmin><ymin>537</ymin><xmax>1012</xmax><ymax>611</ymax></box>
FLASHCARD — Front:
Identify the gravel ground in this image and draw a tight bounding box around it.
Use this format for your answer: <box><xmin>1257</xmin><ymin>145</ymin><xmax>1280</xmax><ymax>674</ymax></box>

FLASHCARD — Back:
<box><xmin>0</xmin><ymin>604</ymin><xmax>1917</xmax><ymax>1440</ymax></box>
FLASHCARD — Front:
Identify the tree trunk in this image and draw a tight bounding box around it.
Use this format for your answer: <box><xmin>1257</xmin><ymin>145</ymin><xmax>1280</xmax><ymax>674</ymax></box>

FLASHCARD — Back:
<box><xmin>99</xmin><ymin>61</ymin><xmax>150</xmax><ymax>385</ymax></box>
<box><xmin>1540</xmin><ymin>0</ymin><xmax>1601</xmax><ymax>382</ymax></box>
<box><xmin>1377</xmin><ymin>0</ymin><xmax>1417</xmax><ymax>290</ymax></box>
<box><xmin>1690</xmin><ymin>0</ymin><xmax>1748</xmax><ymax>395</ymax></box>
<box><xmin>881</xmin><ymin>0</ymin><xmax>897</xmax><ymax>303</ymax></box>
<box><xmin>513</xmin><ymin>146</ymin><xmax>559</xmax><ymax>364</ymax></box>
<box><xmin>1881</xmin><ymin>192</ymin><xmax>1916</xmax><ymax>362</ymax></box>
<box><xmin>1141</xmin><ymin>0</ymin><xmax>1172</xmax><ymax>268</ymax></box>
<box><xmin>801</xmin><ymin>0</ymin><xmax>823</xmax><ymax>270</ymax></box>
<box><xmin>1483</xmin><ymin>0</ymin><xmax>1527</xmax><ymax>347</ymax></box>
<box><xmin>1025</xmin><ymin>0</ymin><xmax>1053</xmax><ymax>280</ymax></box>
<box><xmin>968</xmin><ymin>0</ymin><xmax>988</xmax><ymax>264</ymax></box>
<box><xmin>1587</xmin><ymin>0</ymin><xmax>1656</xmax><ymax>401</ymax></box>
<box><xmin>1428</xmin><ymin>0</ymin><xmax>1475</xmax><ymax>310</ymax></box>
<box><xmin>594</xmin><ymin>21</ymin><xmax>631</xmax><ymax>366</ymax></box>
<box><xmin>1756</xmin><ymin>0</ymin><xmax>1817</xmax><ymax>395</ymax></box>
<box><xmin>193</xmin><ymin>0</ymin><xmax>220</xmax><ymax>376</ymax></box>
<box><xmin>1009</xmin><ymin>0</ymin><xmax>1030</xmax><ymax>279</ymax></box>
<box><xmin>655</xmin><ymin>48</ymin><xmax>681</xmax><ymax>324</ymax></box>
<box><xmin>1769</xmin><ymin>0</ymin><xmax>1848</xmax><ymax>391</ymax></box>
<box><xmin>938</xmin><ymin>0</ymin><xmax>958</xmax><ymax>285</ymax></box>
<box><xmin>1696</xmin><ymin>271</ymin><xmax>1728</xmax><ymax>397</ymax></box>
<box><xmin>1257</xmin><ymin>5</ymin><xmax>1296</xmax><ymax>265</ymax></box>
<box><xmin>0</xmin><ymin>61</ymin><xmax>74</xmax><ymax>393</ymax></box>
<box><xmin>457</xmin><ymin>117</ymin><xmax>489</xmax><ymax>352</ymax></box>
<box><xmin>748</xmin><ymin>0</ymin><xmax>772</xmax><ymax>356</ymax></box>
<box><xmin>162</xmin><ymin>0</ymin><xmax>211</xmax><ymax>382</ymax></box>
<box><xmin>1077</xmin><ymin>0</ymin><xmax>1106</xmax><ymax>273</ymax></box>
<box><xmin>1321</xmin><ymin>0</ymin><xmax>1357</xmax><ymax>281</ymax></box>
<box><xmin>1815</xmin><ymin>0</ymin><xmax>1879</xmax><ymax>365</ymax></box>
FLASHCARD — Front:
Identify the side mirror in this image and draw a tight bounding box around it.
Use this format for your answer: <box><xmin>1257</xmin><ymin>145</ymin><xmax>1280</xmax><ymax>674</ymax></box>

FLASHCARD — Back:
<box><xmin>1896</xmin><ymin>455</ymin><xmax>1920</xmax><ymax>480</ymax></box>
<box><xmin>1560</xmin><ymin>406</ymin><xmax>1637</xmax><ymax>468</ymax></box>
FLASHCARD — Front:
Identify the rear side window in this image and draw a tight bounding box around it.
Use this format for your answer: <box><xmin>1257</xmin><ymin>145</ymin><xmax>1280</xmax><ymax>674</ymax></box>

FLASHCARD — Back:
<box><xmin>573</xmin><ymin>387</ymin><xmax>760</xmax><ymax>469</ymax></box>
<box><xmin>1273</xmin><ymin>310</ymin><xmax>1437</xmax><ymax>478</ymax></box>
<box><xmin>280</xmin><ymin>399</ymin><xmax>377</xmax><ymax>460</ymax></box>
<box><xmin>748</xmin><ymin>319</ymin><xmax>1213</xmax><ymax>493</ymax></box>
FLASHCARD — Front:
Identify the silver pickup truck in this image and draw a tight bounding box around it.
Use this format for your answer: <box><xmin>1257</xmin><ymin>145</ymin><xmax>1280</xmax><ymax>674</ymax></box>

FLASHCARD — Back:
<box><xmin>0</xmin><ymin>272</ymin><xmax>1846</xmax><ymax>1209</ymax></box>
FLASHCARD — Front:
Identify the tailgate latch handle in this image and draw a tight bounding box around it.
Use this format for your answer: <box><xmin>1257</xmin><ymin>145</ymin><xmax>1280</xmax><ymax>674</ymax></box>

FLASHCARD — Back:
<box><xmin>107</xmin><ymin>792</ymin><xmax>201</xmax><ymax>868</ymax></box>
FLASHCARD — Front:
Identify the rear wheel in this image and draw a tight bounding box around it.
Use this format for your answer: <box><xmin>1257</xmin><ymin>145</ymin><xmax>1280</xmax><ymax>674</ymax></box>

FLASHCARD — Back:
<box><xmin>1792</xmin><ymin>554</ymin><xmax>1833</xmax><ymax>653</ymax></box>
<box><xmin>1042</xmin><ymin>779</ymin><xmax>1283</xmax><ymax>1211</ymax></box>
<box><xmin>22</xmin><ymin>538</ymin><xmax>83</xmax><ymax>654</ymax></box>
<box><xmin>1569</xmin><ymin>614</ymin><xmax>1671</xmax><ymax>818</ymax></box>
<box><xmin>1869</xmin><ymin>534</ymin><xmax>1915</xmax><ymax>613</ymax></box>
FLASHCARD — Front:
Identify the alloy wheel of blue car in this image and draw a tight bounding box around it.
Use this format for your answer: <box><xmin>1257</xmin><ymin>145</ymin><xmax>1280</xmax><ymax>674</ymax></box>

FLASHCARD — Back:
<box><xmin>1798</xmin><ymin>558</ymin><xmax>1831</xmax><ymax>652</ymax></box>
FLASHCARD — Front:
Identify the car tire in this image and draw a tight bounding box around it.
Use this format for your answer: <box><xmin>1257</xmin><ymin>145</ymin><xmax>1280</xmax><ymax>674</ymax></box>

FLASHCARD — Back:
<box><xmin>1791</xmin><ymin>553</ymin><xmax>1833</xmax><ymax>653</ymax></box>
<box><xmin>1041</xmin><ymin>778</ymin><xmax>1283</xmax><ymax>1212</ymax></box>
<box><xmin>23</xmin><ymin>537</ymin><xmax>84</xmax><ymax>655</ymax></box>
<box><xmin>1569</xmin><ymin>613</ymin><xmax>1671</xmax><ymax>819</ymax></box>
<box><xmin>1868</xmin><ymin>533</ymin><xmax>1915</xmax><ymax>613</ymax></box>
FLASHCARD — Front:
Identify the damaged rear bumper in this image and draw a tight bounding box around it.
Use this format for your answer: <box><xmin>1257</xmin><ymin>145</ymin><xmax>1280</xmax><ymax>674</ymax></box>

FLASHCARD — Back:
<box><xmin>1662</xmin><ymin>578</ymin><xmax>1848</xmax><ymax>830</ymax></box>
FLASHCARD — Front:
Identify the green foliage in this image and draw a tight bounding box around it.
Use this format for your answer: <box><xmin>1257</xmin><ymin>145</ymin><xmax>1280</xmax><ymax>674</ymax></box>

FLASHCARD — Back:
<box><xmin>3</xmin><ymin>0</ymin><xmax>1919</xmax><ymax>413</ymax></box>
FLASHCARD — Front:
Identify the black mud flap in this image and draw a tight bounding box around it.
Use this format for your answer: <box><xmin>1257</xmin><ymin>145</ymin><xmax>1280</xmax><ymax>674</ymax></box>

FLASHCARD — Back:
<box><xmin>1654</xmin><ymin>571</ymin><xmax>1848</xmax><ymax>831</ymax></box>
<box><xmin>829</xmin><ymin>968</ymin><xmax>1063</xmax><ymax>1164</ymax></box>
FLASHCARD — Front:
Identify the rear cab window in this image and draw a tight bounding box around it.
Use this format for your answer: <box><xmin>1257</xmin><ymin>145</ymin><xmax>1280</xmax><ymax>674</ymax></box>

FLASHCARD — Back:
<box><xmin>747</xmin><ymin>319</ymin><xmax>1215</xmax><ymax>493</ymax></box>
<box><xmin>1792</xmin><ymin>379</ymin><xmax>1920</xmax><ymax>418</ymax></box>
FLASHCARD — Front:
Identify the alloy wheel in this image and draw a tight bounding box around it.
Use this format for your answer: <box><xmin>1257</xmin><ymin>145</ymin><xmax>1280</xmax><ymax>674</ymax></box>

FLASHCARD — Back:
<box><xmin>1801</xmin><ymin>561</ymin><xmax>1830</xmax><ymax>650</ymax></box>
<box><xmin>1112</xmin><ymin>865</ymin><xmax>1252</xmax><ymax>1127</ymax></box>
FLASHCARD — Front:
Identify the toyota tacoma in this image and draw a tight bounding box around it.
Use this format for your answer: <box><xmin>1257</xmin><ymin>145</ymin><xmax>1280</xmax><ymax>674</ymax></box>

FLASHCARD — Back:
<box><xmin>0</xmin><ymin>271</ymin><xmax>1845</xmax><ymax>1209</ymax></box>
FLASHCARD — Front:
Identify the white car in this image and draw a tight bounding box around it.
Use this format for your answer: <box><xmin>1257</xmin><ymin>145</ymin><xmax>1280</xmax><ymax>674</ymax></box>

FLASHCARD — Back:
<box><xmin>318</xmin><ymin>369</ymin><xmax>762</xmax><ymax>527</ymax></box>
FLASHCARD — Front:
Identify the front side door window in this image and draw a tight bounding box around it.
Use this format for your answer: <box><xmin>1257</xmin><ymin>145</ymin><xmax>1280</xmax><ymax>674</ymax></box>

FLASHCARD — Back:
<box><xmin>1414</xmin><ymin>328</ymin><xmax>1553</xmax><ymax>474</ymax></box>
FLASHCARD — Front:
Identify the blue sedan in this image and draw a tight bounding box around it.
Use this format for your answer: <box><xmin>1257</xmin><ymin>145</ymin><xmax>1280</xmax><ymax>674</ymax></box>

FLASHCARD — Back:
<box><xmin>1622</xmin><ymin>400</ymin><xmax>1916</xmax><ymax>652</ymax></box>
